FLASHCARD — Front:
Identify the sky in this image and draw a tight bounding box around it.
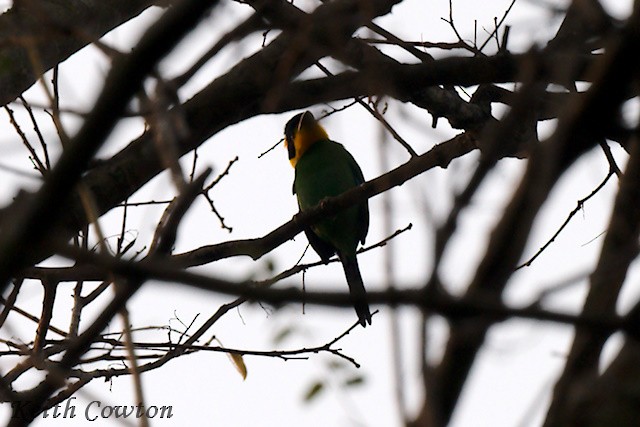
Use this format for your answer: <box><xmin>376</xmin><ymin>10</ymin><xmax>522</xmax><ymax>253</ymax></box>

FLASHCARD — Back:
<box><xmin>0</xmin><ymin>0</ymin><xmax>636</xmax><ymax>426</ymax></box>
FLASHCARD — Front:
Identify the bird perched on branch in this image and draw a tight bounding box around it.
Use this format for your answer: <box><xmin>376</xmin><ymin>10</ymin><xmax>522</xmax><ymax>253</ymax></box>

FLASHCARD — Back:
<box><xmin>284</xmin><ymin>111</ymin><xmax>371</xmax><ymax>327</ymax></box>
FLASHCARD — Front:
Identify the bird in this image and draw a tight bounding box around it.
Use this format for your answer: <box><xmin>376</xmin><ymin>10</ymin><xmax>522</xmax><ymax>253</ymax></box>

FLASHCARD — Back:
<box><xmin>284</xmin><ymin>111</ymin><xmax>372</xmax><ymax>327</ymax></box>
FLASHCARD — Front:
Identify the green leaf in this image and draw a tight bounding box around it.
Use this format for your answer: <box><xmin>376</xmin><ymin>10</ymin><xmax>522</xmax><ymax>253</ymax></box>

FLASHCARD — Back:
<box><xmin>342</xmin><ymin>375</ymin><xmax>365</xmax><ymax>387</ymax></box>
<box><xmin>303</xmin><ymin>381</ymin><xmax>325</xmax><ymax>403</ymax></box>
<box><xmin>272</xmin><ymin>326</ymin><xmax>294</xmax><ymax>345</ymax></box>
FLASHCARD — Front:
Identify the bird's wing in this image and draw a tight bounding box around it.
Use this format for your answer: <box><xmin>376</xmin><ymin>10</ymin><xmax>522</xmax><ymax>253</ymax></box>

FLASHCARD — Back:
<box><xmin>304</xmin><ymin>227</ymin><xmax>336</xmax><ymax>262</ymax></box>
<box><xmin>341</xmin><ymin>143</ymin><xmax>370</xmax><ymax>245</ymax></box>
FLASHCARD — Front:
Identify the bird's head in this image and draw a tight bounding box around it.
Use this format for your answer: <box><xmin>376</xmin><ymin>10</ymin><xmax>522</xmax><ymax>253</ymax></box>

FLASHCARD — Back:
<box><xmin>284</xmin><ymin>111</ymin><xmax>329</xmax><ymax>167</ymax></box>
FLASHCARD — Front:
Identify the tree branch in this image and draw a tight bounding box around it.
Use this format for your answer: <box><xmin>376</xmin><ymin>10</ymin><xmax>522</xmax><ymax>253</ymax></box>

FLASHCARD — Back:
<box><xmin>0</xmin><ymin>0</ymin><xmax>169</xmax><ymax>106</ymax></box>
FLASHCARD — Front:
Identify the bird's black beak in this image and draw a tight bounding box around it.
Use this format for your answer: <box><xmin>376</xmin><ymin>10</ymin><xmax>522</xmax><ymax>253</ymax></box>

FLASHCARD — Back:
<box><xmin>299</xmin><ymin>111</ymin><xmax>315</xmax><ymax>131</ymax></box>
<box><xmin>285</xmin><ymin>111</ymin><xmax>314</xmax><ymax>161</ymax></box>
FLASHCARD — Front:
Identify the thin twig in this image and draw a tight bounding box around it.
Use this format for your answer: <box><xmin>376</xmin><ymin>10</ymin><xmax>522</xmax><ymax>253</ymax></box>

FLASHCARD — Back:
<box><xmin>516</xmin><ymin>170</ymin><xmax>615</xmax><ymax>269</ymax></box>
<box><xmin>19</xmin><ymin>96</ymin><xmax>50</xmax><ymax>171</ymax></box>
<box><xmin>314</xmin><ymin>61</ymin><xmax>418</xmax><ymax>157</ymax></box>
<box><xmin>120</xmin><ymin>308</ymin><xmax>149</xmax><ymax>427</ymax></box>
<box><xmin>201</xmin><ymin>156</ymin><xmax>237</xmax><ymax>232</ymax></box>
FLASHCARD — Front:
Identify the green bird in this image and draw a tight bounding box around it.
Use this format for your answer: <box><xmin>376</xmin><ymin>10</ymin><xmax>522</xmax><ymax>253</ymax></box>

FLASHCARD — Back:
<box><xmin>284</xmin><ymin>111</ymin><xmax>371</xmax><ymax>327</ymax></box>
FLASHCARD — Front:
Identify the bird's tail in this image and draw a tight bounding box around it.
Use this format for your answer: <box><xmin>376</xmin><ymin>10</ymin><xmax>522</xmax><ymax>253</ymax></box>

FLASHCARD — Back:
<box><xmin>339</xmin><ymin>252</ymin><xmax>372</xmax><ymax>327</ymax></box>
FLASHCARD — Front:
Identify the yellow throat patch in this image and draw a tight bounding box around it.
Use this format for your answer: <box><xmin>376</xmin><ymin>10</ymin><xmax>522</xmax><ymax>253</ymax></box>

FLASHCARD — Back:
<box><xmin>284</xmin><ymin>112</ymin><xmax>329</xmax><ymax>168</ymax></box>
